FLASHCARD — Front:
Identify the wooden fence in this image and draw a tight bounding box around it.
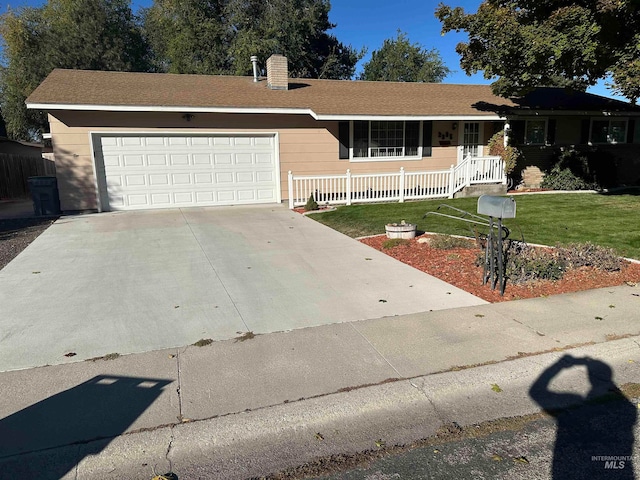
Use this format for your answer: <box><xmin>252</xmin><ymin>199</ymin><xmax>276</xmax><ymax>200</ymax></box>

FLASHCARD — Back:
<box><xmin>0</xmin><ymin>154</ymin><xmax>56</xmax><ymax>199</ymax></box>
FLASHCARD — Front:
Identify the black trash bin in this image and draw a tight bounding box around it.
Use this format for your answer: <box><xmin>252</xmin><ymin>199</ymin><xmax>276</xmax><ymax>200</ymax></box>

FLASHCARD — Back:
<box><xmin>28</xmin><ymin>176</ymin><xmax>61</xmax><ymax>216</ymax></box>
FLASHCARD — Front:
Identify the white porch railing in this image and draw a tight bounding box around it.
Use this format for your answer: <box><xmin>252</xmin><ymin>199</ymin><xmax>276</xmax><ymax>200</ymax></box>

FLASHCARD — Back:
<box><xmin>288</xmin><ymin>155</ymin><xmax>505</xmax><ymax>208</ymax></box>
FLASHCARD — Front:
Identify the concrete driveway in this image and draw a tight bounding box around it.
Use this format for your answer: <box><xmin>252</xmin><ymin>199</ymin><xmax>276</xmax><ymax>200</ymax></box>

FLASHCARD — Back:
<box><xmin>0</xmin><ymin>205</ymin><xmax>486</xmax><ymax>371</ymax></box>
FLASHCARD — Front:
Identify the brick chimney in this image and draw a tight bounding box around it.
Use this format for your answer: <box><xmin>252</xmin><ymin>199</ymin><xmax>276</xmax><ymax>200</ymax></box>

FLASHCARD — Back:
<box><xmin>266</xmin><ymin>54</ymin><xmax>288</xmax><ymax>90</ymax></box>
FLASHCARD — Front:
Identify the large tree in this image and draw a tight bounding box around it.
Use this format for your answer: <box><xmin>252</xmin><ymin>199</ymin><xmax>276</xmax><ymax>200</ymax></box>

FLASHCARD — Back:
<box><xmin>435</xmin><ymin>0</ymin><xmax>640</xmax><ymax>102</ymax></box>
<box><xmin>0</xmin><ymin>0</ymin><xmax>149</xmax><ymax>140</ymax></box>
<box><xmin>359</xmin><ymin>31</ymin><xmax>450</xmax><ymax>82</ymax></box>
<box><xmin>144</xmin><ymin>0</ymin><xmax>362</xmax><ymax>79</ymax></box>
<box><xmin>142</xmin><ymin>0</ymin><xmax>231</xmax><ymax>74</ymax></box>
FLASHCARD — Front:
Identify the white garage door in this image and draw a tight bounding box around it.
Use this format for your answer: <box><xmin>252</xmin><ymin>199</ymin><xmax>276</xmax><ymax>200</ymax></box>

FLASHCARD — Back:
<box><xmin>96</xmin><ymin>134</ymin><xmax>278</xmax><ymax>210</ymax></box>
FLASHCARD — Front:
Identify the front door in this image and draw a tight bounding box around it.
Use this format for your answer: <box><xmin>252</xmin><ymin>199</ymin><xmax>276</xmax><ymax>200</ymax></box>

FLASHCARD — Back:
<box><xmin>458</xmin><ymin>122</ymin><xmax>483</xmax><ymax>163</ymax></box>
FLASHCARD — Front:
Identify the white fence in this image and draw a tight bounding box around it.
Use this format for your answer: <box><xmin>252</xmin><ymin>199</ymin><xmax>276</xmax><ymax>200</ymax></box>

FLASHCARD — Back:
<box><xmin>288</xmin><ymin>156</ymin><xmax>505</xmax><ymax>208</ymax></box>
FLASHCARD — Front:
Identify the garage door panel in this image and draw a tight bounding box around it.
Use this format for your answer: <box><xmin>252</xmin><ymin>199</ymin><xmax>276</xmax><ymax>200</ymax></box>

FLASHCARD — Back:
<box><xmin>168</xmin><ymin>137</ymin><xmax>188</xmax><ymax>146</ymax></box>
<box><xmin>193</xmin><ymin>154</ymin><xmax>212</xmax><ymax>165</ymax></box>
<box><xmin>256</xmin><ymin>153</ymin><xmax>273</xmax><ymax>164</ymax></box>
<box><xmin>194</xmin><ymin>173</ymin><xmax>214</xmax><ymax>184</ymax></box>
<box><xmin>125</xmin><ymin>175</ymin><xmax>146</xmax><ymax>186</ymax></box>
<box><xmin>214</xmin><ymin>154</ymin><xmax>232</xmax><ymax>165</ymax></box>
<box><xmin>235</xmin><ymin>153</ymin><xmax>252</xmax><ymax>164</ymax></box>
<box><xmin>99</xmin><ymin>134</ymin><xmax>278</xmax><ymax>210</ymax></box>
<box><xmin>169</xmin><ymin>154</ymin><xmax>189</xmax><ymax>165</ymax></box>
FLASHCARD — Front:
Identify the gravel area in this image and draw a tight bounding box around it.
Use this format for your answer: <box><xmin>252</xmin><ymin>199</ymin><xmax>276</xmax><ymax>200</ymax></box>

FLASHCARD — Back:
<box><xmin>0</xmin><ymin>217</ymin><xmax>57</xmax><ymax>270</ymax></box>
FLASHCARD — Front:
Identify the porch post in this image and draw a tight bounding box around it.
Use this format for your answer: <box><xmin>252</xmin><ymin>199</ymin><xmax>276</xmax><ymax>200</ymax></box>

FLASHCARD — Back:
<box><xmin>288</xmin><ymin>171</ymin><xmax>294</xmax><ymax>209</ymax></box>
<box><xmin>503</xmin><ymin>121</ymin><xmax>510</xmax><ymax>147</ymax></box>
<box><xmin>448</xmin><ymin>164</ymin><xmax>455</xmax><ymax>199</ymax></box>
<box><xmin>399</xmin><ymin>167</ymin><xmax>405</xmax><ymax>203</ymax></box>
<box><xmin>346</xmin><ymin>169</ymin><xmax>352</xmax><ymax>206</ymax></box>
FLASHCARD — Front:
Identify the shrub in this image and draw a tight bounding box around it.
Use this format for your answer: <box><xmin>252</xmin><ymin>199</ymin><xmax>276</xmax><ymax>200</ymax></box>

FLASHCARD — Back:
<box><xmin>382</xmin><ymin>238</ymin><xmax>410</xmax><ymax>249</ymax></box>
<box><xmin>504</xmin><ymin>242</ymin><xmax>566</xmax><ymax>284</ymax></box>
<box><xmin>541</xmin><ymin>149</ymin><xmax>600</xmax><ymax>191</ymax></box>
<box><xmin>488</xmin><ymin>130</ymin><xmax>520</xmax><ymax>176</ymax></box>
<box><xmin>429</xmin><ymin>234</ymin><xmax>476</xmax><ymax>250</ymax></box>
<box><xmin>557</xmin><ymin>242</ymin><xmax>622</xmax><ymax>272</ymax></box>
<box><xmin>305</xmin><ymin>194</ymin><xmax>319</xmax><ymax>211</ymax></box>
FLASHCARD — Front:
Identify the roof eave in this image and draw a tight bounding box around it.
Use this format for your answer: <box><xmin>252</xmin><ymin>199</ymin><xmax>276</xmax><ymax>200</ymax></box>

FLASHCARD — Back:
<box><xmin>25</xmin><ymin>102</ymin><xmax>507</xmax><ymax>121</ymax></box>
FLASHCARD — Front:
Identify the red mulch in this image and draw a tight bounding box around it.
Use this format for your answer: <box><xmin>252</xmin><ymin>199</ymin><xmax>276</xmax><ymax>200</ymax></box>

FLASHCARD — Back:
<box><xmin>360</xmin><ymin>234</ymin><xmax>640</xmax><ymax>303</ymax></box>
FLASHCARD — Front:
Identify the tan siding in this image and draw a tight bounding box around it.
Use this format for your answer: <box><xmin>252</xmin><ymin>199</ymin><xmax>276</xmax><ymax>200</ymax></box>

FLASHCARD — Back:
<box><xmin>49</xmin><ymin>111</ymin><xmax>498</xmax><ymax>210</ymax></box>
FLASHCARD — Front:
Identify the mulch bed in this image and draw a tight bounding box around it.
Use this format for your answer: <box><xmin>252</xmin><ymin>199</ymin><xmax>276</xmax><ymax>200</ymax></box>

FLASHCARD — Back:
<box><xmin>360</xmin><ymin>234</ymin><xmax>640</xmax><ymax>303</ymax></box>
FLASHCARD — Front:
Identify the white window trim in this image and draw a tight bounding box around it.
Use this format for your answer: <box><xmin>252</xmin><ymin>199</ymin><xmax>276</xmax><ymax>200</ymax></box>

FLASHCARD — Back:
<box><xmin>589</xmin><ymin>117</ymin><xmax>628</xmax><ymax>145</ymax></box>
<box><xmin>522</xmin><ymin>117</ymin><xmax>548</xmax><ymax>146</ymax></box>
<box><xmin>349</xmin><ymin>120</ymin><xmax>423</xmax><ymax>162</ymax></box>
<box><xmin>457</xmin><ymin>122</ymin><xmax>484</xmax><ymax>164</ymax></box>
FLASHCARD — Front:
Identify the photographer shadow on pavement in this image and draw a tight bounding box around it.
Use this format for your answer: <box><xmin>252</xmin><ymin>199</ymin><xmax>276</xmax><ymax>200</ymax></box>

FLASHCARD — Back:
<box><xmin>530</xmin><ymin>355</ymin><xmax>636</xmax><ymax>479</ymax></box>
<box><xmin>0</xmin><ymin>374</ymin><xmax>172</xmax><ymax>479</ymax></box>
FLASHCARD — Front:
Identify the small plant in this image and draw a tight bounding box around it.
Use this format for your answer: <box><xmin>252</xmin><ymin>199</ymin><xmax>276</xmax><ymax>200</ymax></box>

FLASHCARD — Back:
<box><xmin>429</xmin><ymin>234</ymin><xmax>476</xmax><ymax>250</ymax></box>
<box><xmin>382</xmin><ymin>238</ymin><xmax>410</xmax><ymax>249</ymax></box>
<box><xmin>305</xmin><ymin>193</ymin><xmax>319</xmax><ymax>211</ymax></box>
<box><xmin>505</xmin><ymin>242</ymin><xmax>566</xmax><ymax>284</ymax></box>
<box><xmin>557</xmin><ymin>242</ymin><xmax>622</xmax><ymax>272</ymax></box>
<box><xmin>193</xmin><ymin>338</ymin><xmax>213</xmax><ymax>347</ymax></box>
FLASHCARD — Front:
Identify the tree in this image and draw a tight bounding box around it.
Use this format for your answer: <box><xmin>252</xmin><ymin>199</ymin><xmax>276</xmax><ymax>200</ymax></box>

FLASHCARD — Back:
<box><xmin>435</xmin><ymin>1</ymin><xmax>640</xmax><ymax>102</ymax></box>
<box><xmin>226</xmin><ymin>0</ymin><xmax>363</xmax><ymax>79</ymax></box>
<box><xmin>359</xmin><ymin>31</ymin><xmax>450</xmax><ymax>83</ymax></box>
<box><xmin>144</xmin><ymin>0</ymin><xmax>362</xmax><ymax>79</ymax></box>
<box><xmin>0</xmin><ymin>0</ymin><xmax>149</xmax><ymax>140</ymax></box>
<box><xmin>142</xmin><ymin>0</ymin><xmax>231</xmax><ymax>74</ymax></box>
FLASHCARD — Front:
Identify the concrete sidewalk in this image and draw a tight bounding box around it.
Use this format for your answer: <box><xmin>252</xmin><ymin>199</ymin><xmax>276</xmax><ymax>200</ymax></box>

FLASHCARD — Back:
<box><xmin>1</xmin><ymin>284</ymin><xmax>639</xmax><ymax>479</ymax></box>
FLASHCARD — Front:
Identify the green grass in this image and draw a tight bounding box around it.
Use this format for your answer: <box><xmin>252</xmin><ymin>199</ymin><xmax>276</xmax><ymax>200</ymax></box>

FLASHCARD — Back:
<box><xmin>311</xmin><ymin>192</ymin><xmax>640</xmax><ymax>259</ymax></box>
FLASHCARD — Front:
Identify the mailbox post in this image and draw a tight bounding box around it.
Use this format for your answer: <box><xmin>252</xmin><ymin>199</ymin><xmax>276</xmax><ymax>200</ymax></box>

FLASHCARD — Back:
<box><xmin>477</xmin><ymin>195</ymin><xmax>516</xmax><ymax>295</ymax></box>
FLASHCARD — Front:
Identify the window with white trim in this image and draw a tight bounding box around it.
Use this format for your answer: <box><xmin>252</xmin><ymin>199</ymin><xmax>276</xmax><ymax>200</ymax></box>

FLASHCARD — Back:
<box><xmin>524</xmin><ymin>119</ymin><xmax>547</xmax><ymax>145</ymax></box>
<box><xmin>590</xmin><ymin>118</ymin><xmax>627</xmax><ymax>144</ymax></box>
<box><xmin>352</xmin><ymin>120</ymin><xmax>421</xmax><ymax>160</ymax></box>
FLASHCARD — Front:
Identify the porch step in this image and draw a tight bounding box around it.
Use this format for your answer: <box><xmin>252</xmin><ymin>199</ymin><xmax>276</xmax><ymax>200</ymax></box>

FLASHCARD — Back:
<box><xmin>454</xmin><ymin>183</ymin><xmax>507</xmax><ymax>198</ymax></box>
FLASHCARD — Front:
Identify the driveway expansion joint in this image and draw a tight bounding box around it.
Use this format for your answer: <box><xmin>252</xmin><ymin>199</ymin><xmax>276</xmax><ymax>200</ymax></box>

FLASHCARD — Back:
<box><xmin>347</xmin><ymin>322</ymin><xmax>403</xmax><ymax>378</ymax></box>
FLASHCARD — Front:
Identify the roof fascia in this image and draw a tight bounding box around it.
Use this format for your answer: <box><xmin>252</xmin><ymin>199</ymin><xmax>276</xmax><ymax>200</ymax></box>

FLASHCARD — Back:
<box><xmin>25</xmin><ymin>103</ymin><xmax>319</xmax><ymax>118</ymax></box>
<box><xmin>25</xmin><ymin>103</ymin><xmax>507</xmax><ymax>121</ymax></box>
<box><xmin>507</xmin><ymin>110</ymin><xmax>640</xmax><ymax>117</ymax></box>
<box><xmin>314</xmin><ymin>114</ymin><xmax>505</xmax><ymax>121</ymax></box>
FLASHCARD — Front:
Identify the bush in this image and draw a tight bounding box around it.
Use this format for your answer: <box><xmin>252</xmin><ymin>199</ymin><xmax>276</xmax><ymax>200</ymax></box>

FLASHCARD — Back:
<box><xmin>382</xmin><ymin>238</ymin><xmax>410</xmax><ymax>249</ymax></box>
<box><xmin>505</xmin><ymin>242</ymin><xmax>566</xmax><ymax>284</ymax></box>
<box><xmin>429</xmin><ymin>234</ymin><xmax>476</xmax><ymax>250</ymax></box>
<box><xmin>541</xmin><ymin>149</ymin><xmax>604</xmax><ymax>191</ymax></box>
<box><xmin>488</xmin><ymin>130</ymin><xmax>520</xmax><ymax>176</ymax></box>
<box><xmin>557</xmin><ymin>242</ymin><xmax>622</xmax><ymax>272</ymax></box>
<box><xmin>304</xmin><ymin>194</ymin><xmax>319</xmax><ymax>211</ymax></box>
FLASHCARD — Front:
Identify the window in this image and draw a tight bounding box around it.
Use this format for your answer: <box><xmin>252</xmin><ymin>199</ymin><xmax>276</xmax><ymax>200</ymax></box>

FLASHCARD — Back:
<box><xmin>590</xmin><ymin>118</ymin><xmax>628</xmax><ymax>144</ymax></box>
<box><xmin>351</xmin><ymin>120</ymin><xmax>422</xmax><ymax>160</ymax></box>
<box><xmin>508</xmin><ymin>118</ymin><xmax>549</xmax><ymax>145</ymax></box>
<box><xmin>525</xmin><ymin>119</ymin><xmax>546</xmax><ymax>145</ymax></box>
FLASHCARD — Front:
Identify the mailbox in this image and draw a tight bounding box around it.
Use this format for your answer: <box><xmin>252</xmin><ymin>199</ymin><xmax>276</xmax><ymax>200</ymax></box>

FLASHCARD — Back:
<box><xmin>477</xmin><ymin>195</ymin><xmax>516</xmax><ymax>219</ymax></box>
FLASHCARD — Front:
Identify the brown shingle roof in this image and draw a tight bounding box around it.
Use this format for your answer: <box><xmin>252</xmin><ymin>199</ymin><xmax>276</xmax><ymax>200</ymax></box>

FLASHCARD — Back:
<box><xmin>26</xmin><ymin>69</ymin><xmax>516</xmax><ymax>117</ymax></box>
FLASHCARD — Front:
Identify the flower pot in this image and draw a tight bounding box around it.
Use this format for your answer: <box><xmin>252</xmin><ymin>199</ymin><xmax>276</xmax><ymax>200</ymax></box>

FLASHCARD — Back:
<box><xmin>385</xmin><ymin>223</ymin><xmax>417</xmax><ymax>239</ymax></box>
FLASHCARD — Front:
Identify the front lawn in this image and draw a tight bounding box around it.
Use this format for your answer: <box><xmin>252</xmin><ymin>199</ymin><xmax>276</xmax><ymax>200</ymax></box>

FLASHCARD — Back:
<box><xmin>311</xmin><ymin>192</ymin><xmax>640</xmax><ymax>259</ymax></box>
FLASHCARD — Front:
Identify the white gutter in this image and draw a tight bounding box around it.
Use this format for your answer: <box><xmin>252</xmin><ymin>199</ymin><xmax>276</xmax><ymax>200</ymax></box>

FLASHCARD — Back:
<box><xmin>25</xmin><ymin>102</ymin><xmax>506</xmax><ymax>121</ymax></box>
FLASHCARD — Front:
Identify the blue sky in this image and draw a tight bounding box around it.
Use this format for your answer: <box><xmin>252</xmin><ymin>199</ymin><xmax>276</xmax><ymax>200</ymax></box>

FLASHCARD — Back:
<box><xmin>0</xmin><ymin>0</ymin><xmax>624</xmax><ymax>100</ymax></box>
